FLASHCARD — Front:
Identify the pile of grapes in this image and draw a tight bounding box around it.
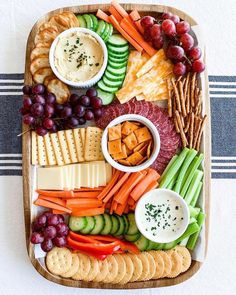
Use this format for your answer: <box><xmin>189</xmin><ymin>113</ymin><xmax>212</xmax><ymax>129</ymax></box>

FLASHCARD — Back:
<box><xmin>140</xmin><ymin>12</ymin><xmax>205</xmax><ymax>76</ymax></box>
<box><xmin>30</xmin><ymin>212</ymin><xmax>69</xmax><ymax>252</ymax></box>
<box><xmin>20</xmin><ymin>84</ymin><xmax>103</xmax><ymax>136</ymax></box>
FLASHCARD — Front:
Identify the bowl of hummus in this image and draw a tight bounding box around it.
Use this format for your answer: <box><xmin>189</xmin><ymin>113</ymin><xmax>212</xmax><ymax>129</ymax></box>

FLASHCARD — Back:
<box><xmin>49</xmin><ymin>28</ymin><xmax>108</xmax><ymax>88</ymax></box>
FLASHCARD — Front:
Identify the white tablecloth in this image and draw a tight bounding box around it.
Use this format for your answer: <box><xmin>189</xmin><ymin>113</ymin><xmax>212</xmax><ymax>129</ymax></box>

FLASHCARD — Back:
<box><xmin>0</xmin><ymin>0</ymin><xmax>236</xmax><ymax>295</ymax></box>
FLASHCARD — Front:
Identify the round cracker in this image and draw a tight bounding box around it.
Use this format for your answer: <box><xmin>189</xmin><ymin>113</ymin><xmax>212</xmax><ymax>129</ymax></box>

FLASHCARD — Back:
<box><xmin>102</xmin><ymin>255</ymin><xmax>119</xmax><ymax>283</ymax></box>
<box><xmin>33</xmin><ymin>67</ymin><xmax>53</xmax><ymax>84</ymax></box>
<box><xmin>166</xmin><ymin>250</ymin><xmax>182</xmax><ymax>278</ymax></box>
<box><xmin>149</xmin><ymin>251</ymin><xmax>165</xmax><ymax>279</ymax></box>
<box><xmin>127</xmin><ymin>253</ymin><xmax>143</xmax><ymax>282</ymax></box>
<box><xmin>61</xmin><ymin>253</ymin><xmax>79</xmax><ymax>278</ymax></box>
<box><xmin>83</xmin><ymin>256</ymin><xmax>99</xmax><ymax>281</ymax></box>
<box><xmin>119</xmin><ymin>254</ymin><xmax>134</xmax><ymax>285</ymax></box>
<box><xmin>136</xmin><ymin>252</ymin><xmax>150</xmax><ymax>281</ymax></box>
<box><xmin>173</xmin><ymin>246</ymin><xmax>192</xmax><ymax>273</ymax></box>
<box><xmin>111</xmin><ymin>254</ymin><xmax>126</xmax><ymax>284</ymax></box>
<box><xmin>30</xmin><ymin>56</ymin><xmax>50</xmax><ymax>75</ymax></box>
<box><xmin>46</xmin><ymin>247</ymin><xmax>72</xmax><ymax>275</ymax></box>
<box><xmin>158</xmin><ymin>251</ymin><xmax>172</xmax><ymax>278</ymax></box>
<box><xmin>30</xmin><ymin>47</ymin><xmax>49</xmax><ymax>61</ymax></box>
<box><xmin>93</xmin><ymin>259</ymin><xmax>109</xmax><ymax>283</ymax></box>
<box><xmin>47</xmin><ymin>78</ymin><xmax>70</xmax><ymax>104</ymax></box>
<box><xmin>72</xmin><ymin>253</ymin><xmax>91</xmax><ymax>280</ymax></box>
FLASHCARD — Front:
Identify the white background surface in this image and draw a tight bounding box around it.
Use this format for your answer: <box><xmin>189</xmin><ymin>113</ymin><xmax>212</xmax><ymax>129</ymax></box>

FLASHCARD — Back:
<box><xmin>0</xmin><ymin>0</ymin><xmax>236</xmax><ymax>295</ymax></box>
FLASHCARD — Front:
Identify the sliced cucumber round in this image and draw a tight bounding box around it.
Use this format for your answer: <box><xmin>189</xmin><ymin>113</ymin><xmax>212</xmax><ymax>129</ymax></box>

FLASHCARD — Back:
<box><xmin>104</xmin><ymin>24</ymin><xmax>113</xmax><ymax>42</ymax></box>
<box><xmin>163</xmin><ymin>241</ymin><xmax>178</xmax><ymax>250</ymax></box>
<box><xmin>69</xmin><ymin>216</ymin><xmax>87</xmax><ymax>232</ymax></box>
<box><xmin>96</xmin><ymin>20</ymin><xmax>106</xmax><ymax>37</ymax></box>
<box><xmin>90</xmin><ymin>215</ymin><xmax>105</xmax><ymax>234</ymax></box>
<box><xmin>108</xmin><ymin>44</ymin><xmax>129</xmax><ymax>54</ymax></box>
<box><xmin>103</xmin><ymin>76</ymin><xmax>123</xmax><ymax>88</ymax></box>
<box><xmin>114</xmin><ymin>215</ymin><xmax>126</xmax><ymax>236</ymax></box>
<box><xmin>146</xmin><ymin>240</ymin><xmax>157</xmax><ymax>250</ymax></box>
<box><xmin>152</xmin><ymin>242</ymin><xmax>164</xmax><ymax>250</ymax></box>
<box><xmin>76</xmin><ymin>15</ymin><xmax>87</xmax><ymax>28</ymax></box>
<box><xmin>101</xmin><ymin>22</ymin><xmax>110</xmax><ymax>40</ymax></box>
<box><xmin>108</xmin><ymin>60</ymin><xmax>127</xmax><ymax>69</ymax></box>
<box><xmin>104</xmin><ymin>71</ymin><xmax>125</xmax><ymax>82</ymax></box>
<box><xmin>80</xmin><ymin>216</ymin><xmax>95</xmax><ymax>234</ymax></box>
<box><xmin>83</xmin><ymin>14</ymin><xmax>94</xmax><ymax>30</ymax></box>
<box><xmin>96</xmin><ymin>88</ymin><xmax>114</xmax><ymax>105</ymax></box>
<box><xmin>108</xmin><ymin>34</ymin><xmax>128</xmax><ymax>47</ymax></box>
<box><xmin>126</xmin><ymin>213</ymin><xmax>139</xmax><ymax>235</ymax></box>
<box><xmin>97</xmin><ymin>80</ymin><xmax>119</xmax><ymax>93</ymax></box>
<box><xmin>123</xmin><ymin>215</ymin><xmax>129</xmax><ymax>234</ymax></box>
<box><xmin>110</xmin><ymin>215</ymin><xmax>119</xmax><ymax>235</ymax></box>
<box><xmin>108</xmin><ymin>50</ymin><xmax>129</xmax><ymax>60</ymax></box>
<box><xmin>135</xmin><ymin>235</ymin><xmax>150</xmax><ymax>251</ymax></box>
<box><xmin>108</xmin><ymin>55</ymin><xmax>129</xmax><ymax>64</ymax></box>
<box><xmin>124</xmin><ymin>232</ymin><xmax>141</xmax><ymax>242</ymax></box>
<box><xmin>89</xmin><ymin>14</ymin><xmax>98</xmax><ymax>31</ymax></box>
<box><xmin>106</xmin><ymin>65</ymin><xmax>127</xmax><ymax>77</ymax></box>
<box><xmin>100</xmin><ymin>213</ymin><xmax>113</xmax><ymax>235</ymax></box>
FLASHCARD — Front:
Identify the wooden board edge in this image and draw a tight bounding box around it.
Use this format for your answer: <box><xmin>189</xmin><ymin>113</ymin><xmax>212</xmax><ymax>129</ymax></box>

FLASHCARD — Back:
<box><xmin>22</xmin><ymin>3</ymin><xmax>209</xmax><ymax>289</ymax></box>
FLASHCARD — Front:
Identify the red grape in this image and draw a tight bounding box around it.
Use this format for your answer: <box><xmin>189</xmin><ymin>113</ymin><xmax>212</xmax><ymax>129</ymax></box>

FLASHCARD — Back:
<box><xmin>162</xmin><ymin>19</ymin><xmax>176</xmax><ymax>37</ymax></box>
<box><xmin>90</xmin><ymin>96</ymin><xmax>102</xmax><ymax>109</ymax></box>
<box><xmin>32</xmin><ymin>221</ymin><xmax>43</xmax><ymax>232</ymax></box>
<box><xmin>36</xmin><ymin>127</ymin><xmax>48</xmax><ymax>136</ymax></box>
<box><xmin>84</xmin><ymin>110</ymin><xmax>94</xmax><ymax>120</ymax></box>
<box><xmin>152</xmin><ymin>36</ymin><xmax>164</xmax><ymax>49</ymax></box>
<box><xmin>176</xmin><ymin>21</ymin><xmax>190</xmax><ymax>35</ymax></box>
<box><xmin>74</xmin><ymin>105</ymin><xmax>85</xmax><ymax>117</ymax></box>
<box><xmin>43</xmin><ymin>118</ymin><xmax>54</xmax><ymax>129</ymax></box>
<box><xmin>180</xmin><ymin>33</ymin><xmax>194</xmax><ymax>51</ymax></box>
<box><xmin>57</xmin><ymin>214</ymin><xmax>65</xmax><ymax>223</ymax></box>
<box><xmin>170</xmin><ymin>14</ymin><xmax>180</xmax><ymax>24</ymax></box>
<box><xmin>19</xmin><ymin>107</ymin><xmax>29</xmax><ymax>115</ymax></box>
<box><xmin>143</xmin><ymin>27</ymin><xmax>152</xmax><ymax>42</ymax></box>
<box><xmin>53</xmin><ymin>236</ymin><xmax>67</xmax><ymax>247</ymax></box>
<box><xmin>93</xmin><ymin>108</ymin><xmax>103</xmax><ymax>119</ymax></box>
<box><xmin>41</xmin><ymin>239</ymin><xmax>53</xmax><ymax>252</ymax></box>
<box><xmin>44</xmin><ymin>104</ymin><xmax>55</xmax><ymax>118</ymax></box>
<box><xmin>78</xmin><ymin>117</ymin><xmax>86</xmax><ymax>125</ymax></box>
<box><xmin>30</xmin><ymin>232</ymin><xmax>44</xmax><ymax>244</ymax></box>
<box><xmin>37</xmin><ymin>214</ymin><xmax>47</xmax><ymax>227</ymax></box>
<box><xmin>44</xmin><ymin>225</ymin><xmax>57</xmax><ymax>239</ymax></box>
<box><xmin>140</xmin><ymin>16</ymin><xmax>155</xmax><ymax>29</ymax></box>
<box><xmin>67</xmin><ymin>117</ymin><xmax>79</xmax><ymax>128</ymax></box>
<box><xmin>166</xmin><ymin>45</ymin><xmax>185</xmax><ymax>61</ymax></box>
<box><xmin>23</xmin><ymin>97</ymin><xmax>32</xmax><ymax>109</ymax></box>
<box><xmin>31</xmin><ymin>103</ymin><xmax>44</xmax><ymax>117</ymax></box>
<box><xmin>23</xmin><ymin>114</ymin><xmax>35</xmax><ymax>125</ymax></box>
<box><xmin>50</xmin><ymin>125</ymin><xmax>58</xmax><ymax>133</ymax></box>
<box><xmin>150</xmin><ymin>24</ymin><xmax>162</xmax><ymax>40</ymax></box>
<box><xmin>32</xmin><ymin>84</ymin><xmax>45</xmax><ymax>95</ymax></box>
<box><xmin>86</xmin><ymin>88</ymin><xmax>97</xmax><ymax>98</ymax></box>
<box><xmin>61</xmin><ymin>106</ymin><xmax>72</xmax><ymax>118</ymax></box>
<box><xmin>45</xmin><ymin>92</ymin><xmax>56</xmax><ymax>105</ymax></box>
<box><xmin>22</xmin><ymin>85</ymin><xmax>32</xmax><ymax>95</ymax></box>
<box><xmin>34</xmin><ymin>94</ymin><xmax>45</xmax><ymax>105</ymax></box>
<box><xmin>162</xmin><ymin>12</ymin><xmax>173</xmax><ymax>20</ymax></box>
<box><xmin>188</xmin><ymin>47</ymin><xmax>202</xmax><ymax>60</ymax></box>
<box><xmin>185</xmin><ymin>62</ymin><xmax>192</xmax><ymax>72</ymax></box>
<box><xmin>192</xmin><ymin>59</ymin><xmax>205</xmax><ymax>73</ymax></box>
<box><xmin>43</xmin><ymin>212</ymin><xmax>52</xmax><ymax>219</ymax></box>
<box><xmin>69</xmin><ymin>93</ymin><xmax>80</xmax><ymax>106</ymax></box>
<box><xmin>56</xmin><ymin>223</ymin><xmax>69</xmax><ymax>237</ymax></box>
<box><xmin>79</xmin><ymin>95</ymin><xmax>90</xmax><ymax>107</ymax></box>
<box><xmin>173</xmin><ymin>62</ymin><xmax>186</xmax><ymax>76</ymax></box>
<box><xmin>47</xmin><ymin>215</ymin><xmax>59</xmax><ymax>226</ymax></box>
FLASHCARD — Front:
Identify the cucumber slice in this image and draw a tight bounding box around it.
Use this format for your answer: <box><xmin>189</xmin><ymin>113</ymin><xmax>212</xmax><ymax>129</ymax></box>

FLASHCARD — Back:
<box><xmin>96</xmin><ymin>20</ymin><xmax>106</xmax><ymax>37</ymax></box>
<box><xmin>146</xmin><ymin>240</ymin><xmax>157</xmax><ymax>250</ymax></box>
<box><xmin>114</xmin><ymin>215</ymin><xmax>126</xmax><ymax>236</ymax></box>
<box><xmin>108</xmin><ymin>44</ymin><xmax>129</xmax><ymax>54</ymax></box>
<box><xmin>135</xmin><ymin>235</ymin><xmax>150</xmax><ymax>251</ymax></box>
<box><xmin>152</xmin><ymin>242</ymin><xmax>164</xmax><ymax>250</ymax></box>
<box><xmin>126</xmin><ymin>213</ymin><xmax>139</xmax><ymax>235</ymax></box>
<box><xmin>163</xmin><ymin>241</ymin><xmax>178</xmax><ymax>250</ymax></box>
<box><xmin>108</xmin><ymin>60</ymin><xmax>127</xmax><ymax>69</ymax></box>
<box><xmin>104</xmin><ymin>71</ymin><xmax>125</xmax><ymax>82</ymax></box>
<box><xmin>108</xmin><ymin>34</ymin><xmax>128</xmax><ymax>47</ymax></box>
<box><xmin>108</xmin><ymin>50</ymin><xmax>129</xmax><ymax>60</ymax></box>
<box><xmin>89</xmin><ymin>14</ymin><xmax>98</xmax><ymax>31</ymax></box>
<box><xmin>124</xmin><ymin>233</ymin><xmax>141</xmax><ymax>242</ymax></box>
<box><xmin>123</xmin><ymin>215</ymin><xmax>129</xmax><ymax>234</ymax></box>
<box><xmin>97</xmin><ymin>80</ymin><xmax>119</xmax><ymax>93</ymax></box>
<box><xmin>83</xmin><ymin>14</ymin><xmax>94</xmax><ymax>30</ymax></box>
<box><xmin>90</xmin><ymin>215</ymin><xmax>105</xmax><ymax>234</ymax></box>
<box><xmin>106</xmin><ymin>65</ymin><xmax>127</xmax><ymax>76</ymax></box>
<box><xmin>100</xmin><ymin>213</ymin><xmax>113</xmax><ymax>235</ymax></box>
<box><xmin>101</xmin><ymin>22</ymin><xmax>110</xmax><ymax>40</ymax></box>
<box><xmin>103</xmin><ymin>76</ymin><xmax>123</xmax><ymax>88</ymax></box>
<box><xmin>110</xmin><ymin>215</ymin><xmax>119</xmax><ymax>235</ymax></box>
<box><xmin>80</xmin><ymin>216</ymin><xmax>95</xmax><ymax>234</ymax></box>
<box><xmin>76</xmin><ymin>15</ymin><xmax>87</xmax><ymax>28</ymax></box>
<box><xmin>108</xmin><ymin>55</ymin><xmax>129</xmax><ymax>64</ymax></box>
<box><xmin>96</xmin><ymin>88</ymin><xmax>114</xmax><ymax>105</ymax></box>
<box><xmin>104</xmin><ymin>24</ymin><xmax>114</xmax><ymax>42</ymax></box>
<box><xmin>69</xmin><ymin>216</ymin><xmax>87</xmax><ymax>232</ymax></box>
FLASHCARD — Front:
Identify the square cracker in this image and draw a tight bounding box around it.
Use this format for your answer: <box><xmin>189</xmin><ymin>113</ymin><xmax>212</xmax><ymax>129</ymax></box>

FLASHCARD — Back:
<box><xmin>126</xmin><ymin>151</ymin><xmax>143</xmax><ymax>165</ymax></box>
<box><xmin>73</xmin><ymin>128</ymin><xmax>84</xmax><ymax>162</ymax></box>
<box><xmin>31</xmin><ymin>131</ymin><xmax>38</xmax><ymax>165</ymax></box>
<box><xmin>118</xmin><ymin>159</ymin><xmax>131</xmax><ymax>166</ymax></box>
<box><xmin>44</xmin><ymin>133</ymin><xmax>57</xmax><ymax>165</ymax></box>
<box><xmin>37</xmin><ymin>134</ymin><xmax>48</xmax><ymax>166</ymax></box>
<box><xmin>112</xmin><ymin>144</ymin><xmax>127</xmax><ymax>160</ymax></box>
<box><xmin>123</xmin><ymin>132</ymin><xmax>138</xmax><ymax>150</ymax></box>
<box><xmin>84</xmin><ymin>127</ymin><xmax>104</xmax><ymax>161</ymax></box>
<box><xmin>50</xmin><ymin>133</ymin><xmax>64</xmax><ymax>165</ymax></box>
<box><xmin>121</xmin><ymin>121</ymin><xmax>139</xmax><ymax>136</ymax></box>
<box><xmin>65</xmin><ymin>129</ymin><xmax>78</xmax><ymax>163</ymax></box>
<box><xmin>58</xmin><ymin>130</ymin><xmax>71</xmax><ymax>164</ymax></box>
<box><xmin>108</xmin><ymin>124</ymin><xmax>121</xmax><ymax>141</ymax></box>
<box><xmin>80</xmin><ymin>128</ymin><xmax>86</xmax><ymax>149</ymax></box>
<box><xmin>134</xmin><ymin>126</ymin><xmax>152</xmax><ymax>143</ymax></box>
<box><xmin>108</xmin><ymin>139</ymin><xmax>122</xmax><ymax>154</ymax></box>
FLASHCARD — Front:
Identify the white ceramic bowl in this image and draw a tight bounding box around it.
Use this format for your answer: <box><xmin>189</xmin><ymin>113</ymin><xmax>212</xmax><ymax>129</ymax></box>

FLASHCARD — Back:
<box><xmin>49</xmin><ymin>27</ymin><xmax>108</xmax><ymax>88</ymax></box>
<box><xmin>101</xmin><ymin>114</ymin><xmax>161</xmax><ymax>173</ymax></box>
<box><xmin>135</xmin><ymin>189</ymin><xmax>190</xmax><ymax>243</ymax></box>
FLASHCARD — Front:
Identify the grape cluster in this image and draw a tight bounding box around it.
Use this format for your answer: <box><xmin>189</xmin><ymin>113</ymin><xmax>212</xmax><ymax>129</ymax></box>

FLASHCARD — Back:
<box><xmin>20</xmin><ymin>84</ymin><xmax>103</xmax><ymax>136</ymax></box>
<box><xmin>30</xmin><ymin>212</ymin><xmax>69</xmax><ymax>252</ymax></box>
<box><xmin>140</xmin><ymin>12</ymin><xmax>205</xmax><ymax>76</ymax></box>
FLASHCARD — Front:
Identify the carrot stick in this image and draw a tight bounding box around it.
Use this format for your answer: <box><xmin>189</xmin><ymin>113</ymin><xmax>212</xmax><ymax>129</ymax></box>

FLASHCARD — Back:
<box><xmin>38</xmin><ymin>195</ymin><xmax>66</xmax><ymax>207</ymax></box>
<box><xmin>52</xmin><ymin>209</ymin><xmax>66</xmax><ymax>214</ymax></box>
<box><xmin>66</xmin><ymin>198</ymin><xmax>103</xmax><ymax>208</ymax></box>
<box><xmin>128</xmin><ymin>197</ymin><xmax>135</xmax><ymax>206</ymax></box>
<box><xmin>129</xmin><ymin>9</ymin><xmax>144</xmax><ymax>34</ymax></box>
<box><xmin>115</xmin><ymin>202</ymin><xmax>126</xmax><ymax>215</ymax></box>
<box><xmin>143</xmin><ymin>180</ymin><xmax>159</xmax><ymax>195</ymax></box>
<box><xmin>109</xmin><ymin>15</ymin><xmax>143</xmax><ymax>52</ymax></box>
<box><xmin>96</xmin><ymin>9</ymin><xmax>111</xmax><ymax>23</ymax></box>
<box><xmin>120</xmin><ymin>18</ymin><xmax>156</xmax><ymax>56</ymax></box>
<box><xmin>73</xmin><ymin>191</ymin><xmax>101</xmax><ymax>198</ymax></box>
<box><xmin>74</xmin><ymin>187</ymin><xmax>104</xmax><ymax>191</ymax></box>
<box><xmin>34</xmin><ymin>198</ymin><xmax>72</xmax><ymax>213</ymax></box>
<box><xmin>71</xmin><ymin>207</ymin><xmax>105</xmax><ymax>217</ymax></box>
<box><xmin>36</xmin><ymin>190</ymin><xmax>74</xmax><ymax>198</ymax></box>
<box><xmin>111</xmin><ymin>0</ymin><xmax>128</xmax><ymax>17</ymax></box>
<box><xmin>102</xmin><ymin>172</ymin><xmax>131</xmax><ymax>203</ymax></box>
<box><xmin>130</xmin><ymin>169</ymin><xmax>160</xmax><ymax>201</ymax></box>
<box><xmin>115</xmin><ymin>171</ymin><xmax>147</xmax><ymax>204</ymax></box>
<box><xmin>97</xmin><ymin>170</ymin><xmax>121</xmax><ymax>200</ymax></box>
<box><xmin>110</xmin><ymin>200</ymin><xmax>118</xmax><ymax>214</ymax></box>
<box><xmin>124</xmin><ymin>204</ymin><xmax>130</xmax><ymax>214</ymax></box>
<box><xmin>109</xmin><ymin>6</ymin><xmax>123</xmax><ymax>22</ymax></box>
<box><xmin>105</xmin><ymin>200</ymin><xmax>112</xmax><ymax>210</ymax></box>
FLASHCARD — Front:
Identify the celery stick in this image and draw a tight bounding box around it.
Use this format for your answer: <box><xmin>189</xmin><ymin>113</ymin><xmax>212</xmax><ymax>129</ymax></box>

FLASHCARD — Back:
<box><xmin>179</xmin><ymin>237</ymin><xmax>189</xmax><ymax>246</ymax></box>
<box><xmin>189</xmin><ymin>217</ymin><xmax>197</xmax><ymax>223</ymax></box>
<box><xmin>187</xmin><ymin>212</ymin><xmax>205</xmax><ymax>250</ymax></box>
<box><xmin>174</xmin><ymin>149</ymin><xmax>198</xmax><ymax>194</ymax></box>
<box><xmin>190</xmin><ymin>181</ymin><xmax>203</xmax><ymax>207</ymax></box>
<box><xmin>159</xmin><ymin>148</ymin><xmax>189</xmax><ymax>188</ymax></box>
<box><xmin>184</xmin><ymin>170</ymin><xmax>203</xmax><ymax>204</ymax></box>
<box><xmin>159</xmin><ymin>155</ymin><xmax>178</xmax><ymax>182</ymax></box>
<box><xmin>175</xmin><ymin>222</ymin><xmax>200</xmax><ymax>243</ymax></box>
<box><xmin>166</xmin><ymin>171</ymin><xmax>178</xmax><ymax>190</ymax></box>
<box><xmin>180</xmin><ymin>153</ymin><xmax>204</xmax><ymax>197</ymax></box>
<box><xmin>189</xmin><ymin>205</ymin><xmax>201</xmax><ymax>218</ymax></box>
<box><xmin>163</xmin><ymin>241</ymin><xmax>178</xmax><ymax>250</ymax></box>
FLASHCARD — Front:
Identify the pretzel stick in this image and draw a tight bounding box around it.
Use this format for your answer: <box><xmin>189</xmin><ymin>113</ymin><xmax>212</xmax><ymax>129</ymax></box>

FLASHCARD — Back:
<box><xmin>184</xmin><ymin>115</ymin><xmax>191</xmax><ymax>133</ymax></box>
<box><xmin>184</xmin><ymin>73</ymin><xmax>190</xmax><ymax>98</ymax></box>
<box><xmin>194</xmin><ymin>87</ymin><xmax>200</xmax><ymax>108</ymax></box>
<box><xmin>191</xmin><ymin>72</ymin><xmax>196</xmax><ymax>108</ymax></box>
<box><xmin>189</xmin><ymin>112</ymin><xmax>195</xmax><ymax>148</ymax></box>
<box><xmin>186</xmin><ymin>78</ymin><xmax>191</xmax><ymax>114</ymax></box>
<box><xmin>172</xmin><ymin>78</ymin><xmax>181</xmax><ymax>112</ymax></box>
<box><xmin>196</xmin><ymin>115</ymin><xmax>207</xmax><ymax>151</ymax></box>
<box><xmin>197</xmin><ymin>103</ymin><xmax>202</xmax><ymax>116</ymax></box>
<box><xmin>175</xmin><ymin>111</ymin><xmax>188</xmax><ymax>147</ymax></box>
<box><xmin>167</xmin><ymin>79</ymin><xmax>172</xmax><ymax>117</ymax></box>
<box><xmin>180</xmin><ymin>113</ymin><xmax>185</xmax><ymax>128</ymax></box>
<box><xmin>173</xmin><ymin>96</ymin><xmax>180</xmax><ymax>133</ymax></box>
<box><xmin>193</xmin><ymin>117</ymin><xmax>202</xmax><ymax>149</ymax></box>
<box><xmin>179</xmin><ymin>81</ymin><xmax>187</xmax><ymax>117</ymax></box>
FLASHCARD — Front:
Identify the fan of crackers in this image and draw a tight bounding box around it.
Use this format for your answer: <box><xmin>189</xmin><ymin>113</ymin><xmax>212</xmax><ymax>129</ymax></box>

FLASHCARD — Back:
<box><xmin>30</xmin><ymin>11</ymin><xmax>80</xmax><ymax>104</ymax></box>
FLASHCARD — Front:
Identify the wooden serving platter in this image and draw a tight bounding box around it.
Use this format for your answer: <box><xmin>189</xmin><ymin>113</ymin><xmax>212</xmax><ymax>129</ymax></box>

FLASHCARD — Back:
<box><xmin>23</xmin><ymin>3</ymin><xmax>211</xmax><ymax>289</ymax></box>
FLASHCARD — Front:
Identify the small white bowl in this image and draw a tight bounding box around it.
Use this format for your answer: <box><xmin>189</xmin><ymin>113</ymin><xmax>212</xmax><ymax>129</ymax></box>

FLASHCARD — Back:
<box><xmin>101</xmin><ymin>114</ymin><xmax>160</xmax><ymax>173</ymax></box>
<box><xmin>49</xmin><ymin>27</ymin><xmax>108</xmax><ymax>88</ymax></box>
<box><xmin>135</xmin><ymin>189</ymin><xmax>190</xmax><ymax>243</ymax></box>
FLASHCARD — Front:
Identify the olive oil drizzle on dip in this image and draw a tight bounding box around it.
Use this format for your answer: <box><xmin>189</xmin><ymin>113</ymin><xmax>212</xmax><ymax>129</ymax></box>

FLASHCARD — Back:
<box><xmin>54</xmin><ymin>31</ymin><xmax>104</xmax><ymax>82</ymax></box>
